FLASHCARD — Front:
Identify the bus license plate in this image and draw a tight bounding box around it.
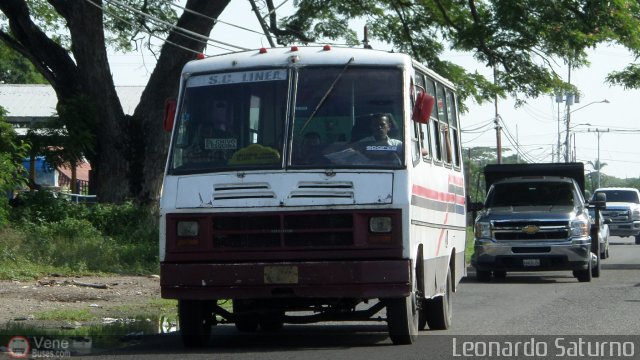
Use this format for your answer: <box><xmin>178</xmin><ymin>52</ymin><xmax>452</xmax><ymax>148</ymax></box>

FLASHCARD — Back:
<box><xmin>523</xmin><ymin>259</ymin><xmax>540</xmax><ymax>267</ymax></box>
<box><xmin>264</xmin><ymin>265</ymin><xmax>298</xmax><ymax>284</ymax></box>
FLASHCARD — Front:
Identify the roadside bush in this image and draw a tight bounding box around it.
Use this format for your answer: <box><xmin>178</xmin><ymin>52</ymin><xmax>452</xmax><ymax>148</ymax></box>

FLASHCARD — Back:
<box><xmin>21</xmin><ymin>218</ymin><xmax>113</xmax><ymax>271</ymax></box>
<box><xmin>0</xmin><ymin>197</ymin><xmax>9</xmax><ymax>229</ymax></box>
<box><xmin>5</xmin><ymin>192</ymin><xmax>160</xmax><ymax>276</ymax></box>
<box><xmin>9</xmin><ymin>191</ymin><xmax>89</xmax><ymax>224</ymax></box>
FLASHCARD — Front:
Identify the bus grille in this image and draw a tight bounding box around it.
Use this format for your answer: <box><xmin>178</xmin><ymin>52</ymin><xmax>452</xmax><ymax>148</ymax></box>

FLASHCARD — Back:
<box><xmin>212</xmin><ymin>213</ymin><xmax>354</xmax><ymax>248</ymax></box>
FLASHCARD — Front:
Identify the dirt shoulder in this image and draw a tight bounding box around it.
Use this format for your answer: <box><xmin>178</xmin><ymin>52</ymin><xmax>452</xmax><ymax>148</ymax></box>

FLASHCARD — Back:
<box><xmin>0</xmin><ymin>275</ymin><xmax>168</xmax><ymax>328</ymax></box>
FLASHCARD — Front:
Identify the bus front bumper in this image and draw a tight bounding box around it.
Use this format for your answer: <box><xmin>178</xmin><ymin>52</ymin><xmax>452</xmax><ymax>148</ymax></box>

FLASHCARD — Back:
<box><xmin>160</xmin><ymin>260</ymin><xmax>410</xmax><ymax>300</ymax></box>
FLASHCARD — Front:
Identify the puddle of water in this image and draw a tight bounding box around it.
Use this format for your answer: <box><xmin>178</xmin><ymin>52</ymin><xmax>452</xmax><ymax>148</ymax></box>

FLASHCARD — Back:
<box><xmin>0</xmin><ymin>315</ymin><xmax>177</xmax><ymax>357</ymax></box>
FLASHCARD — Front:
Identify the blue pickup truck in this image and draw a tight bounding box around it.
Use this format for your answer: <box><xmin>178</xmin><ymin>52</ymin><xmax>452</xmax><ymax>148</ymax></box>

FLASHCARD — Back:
<box><xmin>471</xmin><ymin>163</ymin><xmax>606</xmax><ymax>282</ymax></box>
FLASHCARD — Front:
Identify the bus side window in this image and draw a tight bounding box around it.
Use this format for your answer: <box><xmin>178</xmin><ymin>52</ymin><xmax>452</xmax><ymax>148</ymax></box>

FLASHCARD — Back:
<box><xmin>446</xmin><ymin>90</ymin><xmax>461</xmax><ymax>167</ymax></box>
<box><xmin>436</xmin><ymin>83</ymin><xmax>451</xmax><ymax>164</ymax></box>
<box><xmin>425</xmin><ymin>77</ymin><xmax>439</xmax><ymax>162</ymax></box>
<box><xmin>412</xmin><ymin>73</ymin><xmax>429</xmax><ymax>161</ymax></box>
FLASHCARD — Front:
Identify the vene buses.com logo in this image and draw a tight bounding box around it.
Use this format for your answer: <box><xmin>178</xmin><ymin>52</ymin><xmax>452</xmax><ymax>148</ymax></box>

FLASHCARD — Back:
<box><xmin>7</xmin><ymin>335</ymin><xmax>30</xmax><ymax>358</ymax></box>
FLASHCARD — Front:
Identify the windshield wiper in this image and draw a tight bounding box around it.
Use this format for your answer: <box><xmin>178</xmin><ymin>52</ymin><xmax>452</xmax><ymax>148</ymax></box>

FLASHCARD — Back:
<box><xmin>298</xmin><ymin>57</ymin><xmax>355</xmax><ymax>134</ymax></box>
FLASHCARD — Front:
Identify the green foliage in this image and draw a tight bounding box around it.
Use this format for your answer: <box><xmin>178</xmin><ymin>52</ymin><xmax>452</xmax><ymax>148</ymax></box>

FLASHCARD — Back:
<box><xmin>0</xmin><ymin>108</ymin><xmax>29</xmax><ymax>227</ymax></box>
<box><xmin>281</xmin><ymin>0</ymin><xmax>640</xmax><ymax>107</ymax></box>
<box><xmin>0</xmin><ymin>43</ymin><xmax>47</xmax><ymax>84</ymax></box>
<box><xmin>2</xmin><ymin>193</ymin><xmax>159</xmax><ymax>278</ymax></box>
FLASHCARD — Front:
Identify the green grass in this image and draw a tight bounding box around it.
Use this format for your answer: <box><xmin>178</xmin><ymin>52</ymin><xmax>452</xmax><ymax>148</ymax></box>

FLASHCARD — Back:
<box><xmin>35</xmin><ymin>309</ymin><xmax>94</xmax><ymax>322</ymax></box>
<box><xmin>465</xmin><ymin>226</ymin><xmax>474</xmax><ymax>265</ymax></box>
<box><xmin>112</xmin><ymin>299</ymin><xmax>178</xmax><ymax>319</ymax></box>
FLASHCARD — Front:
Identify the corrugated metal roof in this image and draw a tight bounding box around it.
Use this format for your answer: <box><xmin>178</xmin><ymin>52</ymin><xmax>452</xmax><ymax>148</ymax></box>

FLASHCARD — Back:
<box><xmin>0</xmin><ymin>84</ymin><xmax>145</xmax><ymax>119</ymax></box>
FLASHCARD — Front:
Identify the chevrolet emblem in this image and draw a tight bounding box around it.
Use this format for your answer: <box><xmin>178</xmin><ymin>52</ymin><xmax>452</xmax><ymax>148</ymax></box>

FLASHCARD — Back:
<box><xmin>522</xmin><ymin>225</ymin><xmax>540</xmax><ymax>234</ymax></box>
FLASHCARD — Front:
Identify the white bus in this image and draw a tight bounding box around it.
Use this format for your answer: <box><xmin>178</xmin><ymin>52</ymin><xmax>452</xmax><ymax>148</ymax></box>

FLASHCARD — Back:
<box><xmin>160</xmin><ymin>46</ymin><xmax>467</xmax><ymax>346</ymax></box>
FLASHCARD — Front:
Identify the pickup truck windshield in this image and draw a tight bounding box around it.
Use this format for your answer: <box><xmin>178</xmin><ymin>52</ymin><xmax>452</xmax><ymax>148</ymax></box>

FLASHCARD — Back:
<box><xmin>595</xmin><ymin>190</ymin><xmax>639</xmax><ymax>203</ymax></box>
<box><xmin>487</xmin><ymin>182</ymin><xmax>575</xmax><ymax>207</ymax></box>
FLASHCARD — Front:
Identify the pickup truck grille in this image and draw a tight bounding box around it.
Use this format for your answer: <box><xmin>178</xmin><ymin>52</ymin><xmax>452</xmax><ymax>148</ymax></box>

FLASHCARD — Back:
<box><xmin>601</xmin><ymin>209</ymin><xmax>630</xmax><ymax>223</ymax></box>
<box><xmin>492</xmin><ymin>221</ymin><xmax>569</xmax><ymax>241</ymax></box>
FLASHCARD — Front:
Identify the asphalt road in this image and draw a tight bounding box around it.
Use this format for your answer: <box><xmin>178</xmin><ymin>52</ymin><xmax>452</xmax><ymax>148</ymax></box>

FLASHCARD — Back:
<box><xmin>76</xmin><ymin>236</ymin><xmax>640</xmax><ymax>359</ymax></box>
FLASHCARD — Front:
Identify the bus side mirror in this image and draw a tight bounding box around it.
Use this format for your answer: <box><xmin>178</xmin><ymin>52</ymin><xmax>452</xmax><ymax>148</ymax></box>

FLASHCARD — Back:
<box><xmin>412</xmin><ymin>91</ymin><xmax>435</xmax><ymax>124</ymax></box>
<box><xmin>163</xmin><ymin>98</ymin><xmax>177</xmax><ymax>132</ymax></box>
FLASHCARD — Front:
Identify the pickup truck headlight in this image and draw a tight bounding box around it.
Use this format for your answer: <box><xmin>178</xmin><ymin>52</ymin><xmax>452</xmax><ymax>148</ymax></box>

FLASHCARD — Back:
<box><xmin>474</xmin><ymin>221</ymin><xmax>492</xmax><ymax>239</ymax></box>
<box><xmin>570</xmin><ymin>219</ymin><xmax>589</xmax><ymax>237</ymax></box>
<box><xmin>632</xmin><ymin>208</ymin><xmax>640</xmax><ymax>220</ymax></box>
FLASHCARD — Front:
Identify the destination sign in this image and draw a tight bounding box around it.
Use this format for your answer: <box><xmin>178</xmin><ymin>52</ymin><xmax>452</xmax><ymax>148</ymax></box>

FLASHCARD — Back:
<box><xmin>187</xmin><ymin>69</ymin><xmax>287</xmax><ymax>87</ymax></box>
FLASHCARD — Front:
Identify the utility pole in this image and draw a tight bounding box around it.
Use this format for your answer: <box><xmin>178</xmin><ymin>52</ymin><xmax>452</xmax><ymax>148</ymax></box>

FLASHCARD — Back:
<box><xmin>588</xmin><ymin>128</ymin><xmax>610</xmax><ymax>188</ymax></box>
<box><xmin>493</xmin><ymin>66</ymin><xmax>502</xmax><ymax>164</ymax></box>
<box><xmin>564</xmin><ymin>66</ymin><xmax>572</xmax><ymax>162</ymax></box>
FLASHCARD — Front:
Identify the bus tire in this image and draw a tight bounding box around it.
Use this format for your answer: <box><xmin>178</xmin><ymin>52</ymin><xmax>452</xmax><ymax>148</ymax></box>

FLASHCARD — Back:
<box><xmin>386</xmin><ymin>291</ymin><xmax>418</xmax><ymax>344</ymax></box>
<box><xmin>233</xmin><ymin>300</ymin><xmax>259</xmax><ymax>332</ymax></box>
<box><xmin>259</xmin><ymin>311</ymin><xmax>285</xmax><ymax>332</ymax></box>
<box><xmin>423</xmin><ymin>270</ymin><xmax>452</xmax><ymax>330</ymax></box>
<box><xmin>179</xmin><ymin>300</ymin><xmax>212</xmax><ymax>347</ymax></box>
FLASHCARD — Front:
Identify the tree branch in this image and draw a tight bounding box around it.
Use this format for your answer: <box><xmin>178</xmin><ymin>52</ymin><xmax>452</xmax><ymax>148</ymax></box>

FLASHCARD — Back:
<box><xmin>0</xmin><ymin>0</ymin><xmax>78</xmax><ymax>90</ymax></box>
<box><xmin>265</xmin><ymin>0</ymin><xmax>314</xmax><ymax>43</ymax></box>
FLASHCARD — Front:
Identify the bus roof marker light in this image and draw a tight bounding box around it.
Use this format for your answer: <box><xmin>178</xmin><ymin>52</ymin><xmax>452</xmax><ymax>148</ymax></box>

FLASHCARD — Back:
<box><xmin>196</xmin><ymin>53</ymin><xmax>205</xmax><ymax>60</ymax></box>
<box><xmin>291</xmin><ymin>46</ymin><xmax>299</xmax><ymax>52</ymax></box>
<box><xmin>259</xmin><ymin>47</ymin><xmax>268</xmax><ymax>54</ymax></box>
<box><xmin>323</xmin><ymin>45</ymin><xmax>331</xmax><ymax>51</ymax></box>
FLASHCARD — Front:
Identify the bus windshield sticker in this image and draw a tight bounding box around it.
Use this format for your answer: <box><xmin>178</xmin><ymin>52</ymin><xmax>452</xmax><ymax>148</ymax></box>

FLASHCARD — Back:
<box><xmin>187</xmin><ymin>69</ymin><xmax>287</xmax><ymax>87</ymax></box>
<box><xmin>204</xmin><ymin>138</ymin><xmax>237</xmax><ymax>150</ymax></box>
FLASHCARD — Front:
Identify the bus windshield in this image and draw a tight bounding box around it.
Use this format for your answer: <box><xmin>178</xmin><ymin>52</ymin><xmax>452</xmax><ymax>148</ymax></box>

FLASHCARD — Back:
<box><xmin>168</xmin><ymin>66</ymin><xmax>404</xmax><ymax>174</ymax></box>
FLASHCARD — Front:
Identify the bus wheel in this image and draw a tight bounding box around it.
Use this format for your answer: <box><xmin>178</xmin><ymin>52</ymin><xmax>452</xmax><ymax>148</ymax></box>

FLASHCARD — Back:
<box><xmin>233</xmin><ymin>300</ymin><xmax>259</xmax><ymax>332</ymax></box>
<box><xmin>178</xmin><ymin>300</ymin><xmax>212</xmax><ymax>347</ymax></box>
<box><xmin>423</xmin><ymin>270</ymin><xmax>452</xmax><ymax>330</ymax></box>
<box><xmin>259</xmin><ymin>311</ymin><xmax>285</xmax><ymax>332</ymax></box>
<box><xmin>386</xmin><ymin>290</ymin><xmax>418</xmax><ymax>344</ymax></box>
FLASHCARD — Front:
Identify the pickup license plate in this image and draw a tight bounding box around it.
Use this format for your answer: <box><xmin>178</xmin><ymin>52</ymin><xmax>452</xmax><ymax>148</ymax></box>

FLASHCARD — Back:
<box><xmin>523</xmin><ymin>258</ymin><xmax>540</xmax><ymax>267</ymax></box>
<box><xmin>264</xmin><ymin>265</ymin><xmax>298</xmax><ymax>284</ymax></box>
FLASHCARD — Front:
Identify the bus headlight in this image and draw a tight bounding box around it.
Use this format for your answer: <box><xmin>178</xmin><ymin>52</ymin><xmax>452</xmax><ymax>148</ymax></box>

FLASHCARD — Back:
<box><xmin>177</xmin><ymin>221</ymin><xmax>199</xmax><ymax>237</ymax></box>
<box><xmin>369</xmin><ymin>216</ymin><xmax>392</xmax><ymax>233</ymax></box>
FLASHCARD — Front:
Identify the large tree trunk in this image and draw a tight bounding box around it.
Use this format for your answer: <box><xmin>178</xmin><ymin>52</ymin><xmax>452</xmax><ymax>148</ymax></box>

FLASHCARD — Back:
<box><xmin>135</xmin><ymin>0</ymin><xmax>231</xmax><ymax>203</ymax></box>
<box><xmin>56</xmin><ymin>0</ymin><xmax>129</xmax><ymax>202</ymax></box>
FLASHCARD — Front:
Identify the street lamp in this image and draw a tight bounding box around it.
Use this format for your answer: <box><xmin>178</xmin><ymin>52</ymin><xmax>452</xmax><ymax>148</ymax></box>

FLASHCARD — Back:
<box><xmin>564</xmin><ymin>99</ymin><xmax>609</xmax><ymax>162</ymax></box>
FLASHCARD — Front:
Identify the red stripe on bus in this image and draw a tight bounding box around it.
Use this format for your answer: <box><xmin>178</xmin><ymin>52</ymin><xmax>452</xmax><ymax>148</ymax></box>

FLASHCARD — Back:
<box><xmin>412</xmin><ymin>185</ymin><xmax>465</xmax><ymax>205</ymax></box>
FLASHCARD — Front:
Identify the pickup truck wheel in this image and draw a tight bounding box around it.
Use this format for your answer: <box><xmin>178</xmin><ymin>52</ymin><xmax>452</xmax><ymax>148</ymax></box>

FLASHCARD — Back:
<box><xmin>493</xmin><ymin>271</ymin><xmax>507</xmax><ymax>279</ymax></box>
<box><xmin>422</xmin><ymin>270</ymin><xmax>452</xmax><ymax>330</ymax></box>
<box><xmin>476</xmin><ymin>270</ymin><xmax>491</xmax><ymax>282</ymax></box>
<box><xmin>574</xmin><ymin>259</ymin><xmax>592</xmax><ymax>283</ymax></box>
<box><xmin>592</xmin><ymin>253</ymin><xmax>601</xmax><ymax>278</ymax></box>
<box><xmin>179</xmin><ymin>300</ymin><xmax>212</xmax><ymax>347</ymax></box>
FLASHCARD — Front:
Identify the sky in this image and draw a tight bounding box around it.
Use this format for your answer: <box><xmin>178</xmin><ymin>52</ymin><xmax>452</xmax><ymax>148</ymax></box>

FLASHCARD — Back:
<box><xmin>107</xmin><ymin>1</ymin><xmax>640</xmax><ymax>180</ymax></box>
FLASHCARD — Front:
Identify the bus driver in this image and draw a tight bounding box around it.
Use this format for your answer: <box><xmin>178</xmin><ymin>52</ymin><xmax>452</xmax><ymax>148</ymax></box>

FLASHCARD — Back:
<box><xmin>358</xmin><ymin>114</ymin><xmax>403</xmax><ymax>160</ymax></box>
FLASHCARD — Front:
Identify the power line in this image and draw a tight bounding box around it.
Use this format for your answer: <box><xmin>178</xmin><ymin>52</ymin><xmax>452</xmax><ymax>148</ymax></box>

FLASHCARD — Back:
<box><xmin>82</xmin><ymin>0</ymin><xmax>212</xmax><ymax>54</ymax></box>
<box><xmin>168</xmin><ymin>1</ymin><xmax>265</xmax><ymax>36</ymax></box>
<box><xmin>102</xmin><ymin>0</ymin><xmax>248</xmax><ymax>52</ymax></box>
